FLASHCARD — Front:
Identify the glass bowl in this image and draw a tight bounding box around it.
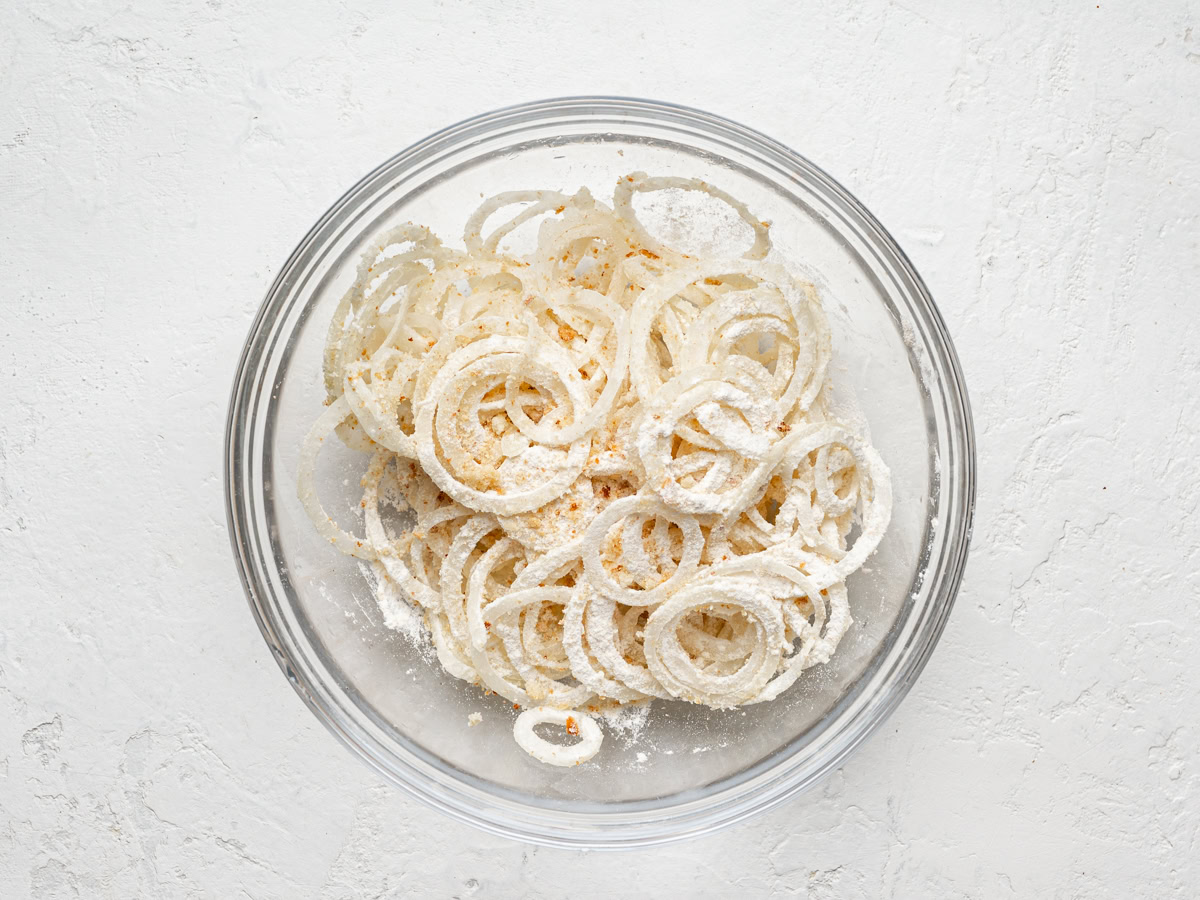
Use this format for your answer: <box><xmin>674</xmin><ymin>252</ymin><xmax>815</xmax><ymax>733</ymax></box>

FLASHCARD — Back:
<box><xmin>224</xmin><ymin>97</ymin><xmax>975</xmax><ymax>848</ymax></box>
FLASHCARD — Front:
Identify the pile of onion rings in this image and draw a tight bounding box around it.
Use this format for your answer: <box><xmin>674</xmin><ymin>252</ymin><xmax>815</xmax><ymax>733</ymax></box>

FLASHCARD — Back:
<box><xmin>299</xmin><ymin>173</ymin><xmax>892</xmax><ymax>766</ymax></box>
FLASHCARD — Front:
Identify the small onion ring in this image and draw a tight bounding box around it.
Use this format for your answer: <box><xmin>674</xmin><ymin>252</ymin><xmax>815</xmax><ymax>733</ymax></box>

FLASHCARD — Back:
<box><xmin>513</xmin><ymin>707</ymin><xmax>603</xmax><ymax>766</ymax></box>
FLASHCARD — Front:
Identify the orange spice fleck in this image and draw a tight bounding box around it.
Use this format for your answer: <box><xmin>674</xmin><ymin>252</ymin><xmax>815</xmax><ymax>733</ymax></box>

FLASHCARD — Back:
<box><xmin>639</xmin><ymin>248</ymin><xmax>660</xmax><ymax>259</ymax></box>
<box><xmin>565</xmin><ymin>716</ymin><xmax>579</xmax><ymax>736</ymax></box>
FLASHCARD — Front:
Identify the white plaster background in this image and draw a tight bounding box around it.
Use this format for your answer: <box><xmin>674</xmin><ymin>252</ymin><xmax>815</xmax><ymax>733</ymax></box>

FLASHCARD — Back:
<box><xmin>2</xmin><ymin>0</ymin><xmax>1198</xmax><ymax>896</ymax></box>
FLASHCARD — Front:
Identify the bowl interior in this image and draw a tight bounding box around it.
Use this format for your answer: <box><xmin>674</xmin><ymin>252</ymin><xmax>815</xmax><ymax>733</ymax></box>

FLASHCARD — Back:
<box><xmin>261</xmin><ymin>128</ymin><xmax>935</xmax><ymax>806</ymax></box>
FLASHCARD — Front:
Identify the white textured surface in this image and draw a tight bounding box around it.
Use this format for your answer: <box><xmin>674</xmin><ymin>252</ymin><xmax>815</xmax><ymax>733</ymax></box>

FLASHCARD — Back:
<box><xmin>2</xmin><ymin>0</ymin><xmax>1198</xmax><ymax>895</ymax></box>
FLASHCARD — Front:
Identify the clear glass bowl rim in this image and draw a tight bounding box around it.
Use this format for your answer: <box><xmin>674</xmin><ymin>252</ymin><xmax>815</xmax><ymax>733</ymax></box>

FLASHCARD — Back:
<box><xmin>224</xmin><ymin>95</ymin><xmax>976</xmax><ymax>849</ymax></box>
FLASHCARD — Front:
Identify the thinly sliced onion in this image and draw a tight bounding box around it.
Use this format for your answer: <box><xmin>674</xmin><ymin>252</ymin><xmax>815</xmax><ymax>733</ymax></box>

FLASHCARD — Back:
<box><xmin>299</xmin><ymin>173</ymin><xmax>892</xmax><ymax>766</ymax></box>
